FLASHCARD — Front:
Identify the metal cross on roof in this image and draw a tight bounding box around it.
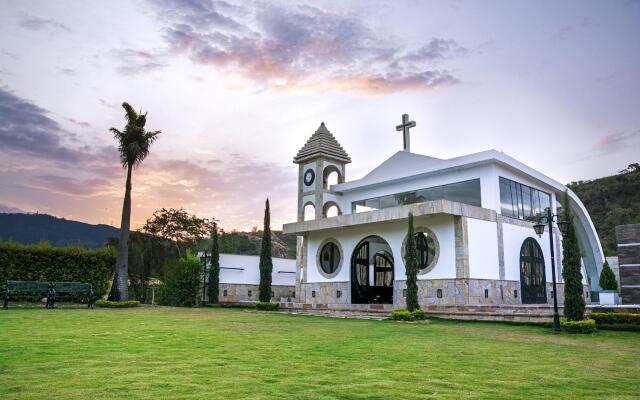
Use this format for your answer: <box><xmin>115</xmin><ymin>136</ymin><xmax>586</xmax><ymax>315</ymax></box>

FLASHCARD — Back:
<box><xmin>395</xmin><ymin>113</ymin><xmax>416</xmax><ymax>152</ymax></box>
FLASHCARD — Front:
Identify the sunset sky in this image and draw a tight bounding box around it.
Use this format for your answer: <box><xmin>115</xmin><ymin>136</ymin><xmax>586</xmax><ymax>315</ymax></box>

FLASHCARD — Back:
<box><xmin>0</xmin><ymin>0</ymin><xmax>639</xmax><ymax>231</ymax></box>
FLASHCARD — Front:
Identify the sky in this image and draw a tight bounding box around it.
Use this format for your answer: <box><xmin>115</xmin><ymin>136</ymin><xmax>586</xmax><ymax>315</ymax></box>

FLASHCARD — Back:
<box><xmin>0</xmin><ymin>0</ymin><xmax>639</xmax><ymax>231</ymax></box>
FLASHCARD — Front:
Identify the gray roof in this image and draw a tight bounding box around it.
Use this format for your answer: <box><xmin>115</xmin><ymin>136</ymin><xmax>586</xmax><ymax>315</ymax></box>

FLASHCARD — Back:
<box><xmin>293</xmin><ymin>122</ymin><xmax>351</xmax><ymax>164</ymax></box>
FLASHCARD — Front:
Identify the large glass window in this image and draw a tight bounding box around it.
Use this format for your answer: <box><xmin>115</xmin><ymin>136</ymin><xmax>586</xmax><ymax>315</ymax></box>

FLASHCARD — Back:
<box><xmin>499</xmin><ymin>177</ymin><xmax>551</xmax><ymax>221</ymax></box>
<box><xmin>352</xmin><ymin>179</ymin><xmax>481</xmax><ymax>213</ymax></box>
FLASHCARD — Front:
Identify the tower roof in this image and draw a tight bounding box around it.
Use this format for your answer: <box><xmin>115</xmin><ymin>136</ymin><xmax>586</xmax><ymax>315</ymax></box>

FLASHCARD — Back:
<box><xmin>293</xmin><ymin>122</ymin><xmax>351</xmax><ymax>164</ymax></box>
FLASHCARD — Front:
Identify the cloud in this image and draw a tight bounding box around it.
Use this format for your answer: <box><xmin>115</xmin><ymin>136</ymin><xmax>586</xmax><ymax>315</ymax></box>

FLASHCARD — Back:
<box><xmin>592</xmin><ymin>130</ymin><xmax>640</xmax><ymax>154</ymax></box>
<box><xmin>65</xmin><ymin>117</ymin><xmax>91</xmax><ymax>128</ymax></box>
<box><xmin>19</xmin><ymin>16</ymin><xmax>70</xmax><ymax>33</ymax></box>
<box><xmin>110</xmin><ymin>48</ymin><xmax>168</xmax><ymax>75</ymax></box>
<box><xmin>0</xmin><ymin>203</ymin><xmax>25</xmax><ymax>213</ymax></box>
<box><xmin>0</xmin><ymin>86</ymin><xmax>82</xmax><ymax>162</ymax></box>
<box><xmin>149</xmin><ymin>1</ymin><xmax>466</xmax><ymax>94</ymax></box>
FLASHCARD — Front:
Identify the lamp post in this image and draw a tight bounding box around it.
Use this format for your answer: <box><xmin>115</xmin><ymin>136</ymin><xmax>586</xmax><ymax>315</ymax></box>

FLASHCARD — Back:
<box><xmin>200</xmin><ymin>250</ymin><xmax>210</xmax><ymax>306</ymax></box>
<box><xmin>533</xmin><ymin>207</ymin><xmax>570</xmax><ymax>333</ymax></box>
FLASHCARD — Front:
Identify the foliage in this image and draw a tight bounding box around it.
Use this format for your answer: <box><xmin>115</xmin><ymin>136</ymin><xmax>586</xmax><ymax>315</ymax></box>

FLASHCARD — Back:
<box><xmin>142</xmin><ymin>208</ymin><xmax>215</xmax><ymax>256</ymax></box>
<box><xmin>561</xmin><ymin>191</ymin><xmax>585</xmax><ymax>321</ymax></box>
<box><xmin>591</xmin><ymin>312</ymin><xmax>640</xmax><ymax>325</ymax></box>
<box><xmin>0</xmin><ymin>213</ymin><xmax>119</xmax><ymax>248</ymax></box>
<box><xmin>404</xmin><ymin>212</ymin><xmax>419</xmax><ymax>311</ymax></box>
<box><xmin>95</xmin><ymin>300</ymin><xmax>140</xmax><ymax>308</ymax></box>
<box><xmin>391</xmin><ymin>309</ymin><xmax>426</xmax><ymax>321</ymax></box>
<box><xmin>598</xmin><ymin>260</ymin><xmax>618</xmax><ymax>291</ymax></box>
<box><xmin>156</xmin><ymin>252</ymin><xmax>202</xmax><ymax>307</ymax></box>
<box><xmin>258</xmin><ymin>199</ymin><xmax>273</xmax><ymax>302</ymax></box>
<box><xmin>2</xmin><ymin>308</ymin><xmax>640</xmax><ymax>398</ymax></box>
<box><xmin>255</xmin><ymin>301</ymin><xmax>280</xmax><ymax>311</ymax></box>
<box><xmin>110</xmin><ymin>101</ymin><xmax>161</xmax><ymax>301</ymax></box>
<box><xmin>0</xmin><ymin>241</ymin><xmax>115</xmax><ymax>297</ymax></box>
<box><xmin>208</xmin><ymin>224</ymin><xmax>220</xmax><ymax>304</ymax></box>
<box><xmin>567</xmin><ymin>164</ymin><xmax>640</xmax><ymax>256</ymax></box>
<box><xmin>560</xmin><ymin>318</ymin><xmax>596</xmax><ymax>334</ymax></box>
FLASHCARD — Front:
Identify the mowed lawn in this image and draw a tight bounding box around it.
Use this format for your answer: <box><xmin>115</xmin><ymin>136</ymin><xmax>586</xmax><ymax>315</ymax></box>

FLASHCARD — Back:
<box><xmin>1</xmin><ymin>307</ymin><xmax>639</xmax><ymax>399</ymax></box>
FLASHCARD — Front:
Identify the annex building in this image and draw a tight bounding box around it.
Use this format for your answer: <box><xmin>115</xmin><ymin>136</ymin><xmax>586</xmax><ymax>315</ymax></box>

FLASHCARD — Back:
<box><xmin>283</xmin><ymin>116</ymin><xmax>605</xmax><ymax>318</ymax></box>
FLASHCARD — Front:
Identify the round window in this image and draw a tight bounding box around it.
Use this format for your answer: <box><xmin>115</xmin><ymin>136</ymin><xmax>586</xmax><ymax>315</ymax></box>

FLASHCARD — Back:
<box><xmin>402</xmin><ymin>227</ymin><xmax>440</xmax><ymax>274</ymax></box>
<box><xmin>320</xmin><ymin>242</ymin><xmax>340</xmax><ymax>274</ymax></box>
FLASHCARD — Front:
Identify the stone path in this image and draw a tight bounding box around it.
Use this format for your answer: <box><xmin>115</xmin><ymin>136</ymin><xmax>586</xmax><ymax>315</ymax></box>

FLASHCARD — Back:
<box><xmin>278</xmin><ymin>309</ymin><xmax>389</xmax><ymax>320</ymax></box>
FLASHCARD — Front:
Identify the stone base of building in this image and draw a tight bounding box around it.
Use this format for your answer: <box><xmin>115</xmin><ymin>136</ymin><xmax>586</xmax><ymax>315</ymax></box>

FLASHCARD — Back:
<box><xmin>215</xmin><ymin>284</ymin><xmax>294</xmax><ymax>303</ymax></box>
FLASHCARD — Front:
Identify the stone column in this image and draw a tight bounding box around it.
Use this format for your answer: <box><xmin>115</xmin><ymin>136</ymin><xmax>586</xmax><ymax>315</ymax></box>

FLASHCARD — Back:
<box><xmin>454</xmin><ymin>216</ymin><xmax>470</xmax><ymax>279</ymax></box>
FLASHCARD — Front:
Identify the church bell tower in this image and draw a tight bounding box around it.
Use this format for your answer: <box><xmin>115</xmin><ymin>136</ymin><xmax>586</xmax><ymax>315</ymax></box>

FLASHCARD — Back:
<box><xmin>293</xmin><ymin>122</ymin><xmax>351</xmax><ymax>221</ymax></box>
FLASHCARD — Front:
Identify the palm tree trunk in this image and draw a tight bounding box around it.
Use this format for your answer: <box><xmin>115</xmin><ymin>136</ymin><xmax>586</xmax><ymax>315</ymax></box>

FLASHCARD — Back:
<box><xmin>116</xmin><ymin>164</ymin><xmax>133</xmax><ymax>300</ymax></box>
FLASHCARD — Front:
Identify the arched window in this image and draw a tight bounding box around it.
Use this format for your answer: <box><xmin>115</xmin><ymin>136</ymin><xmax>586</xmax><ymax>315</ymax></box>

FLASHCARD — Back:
<box><xmin>303</xmin><ymin>203</ymin><xmax>315</xmax><ymax>221</ymax></box>
<box><xmin>402</xmin><ymin>228</ymin><xmax>439</xmax><ymax>274</ymax></box>
<box><xmin>520</xmin><ymin>238</ymin><xmax>547</xmax><ymax>304</ymax></box>
<box><xmin>323</xmin><ymin>166</ymin><xmax>341</xmax><ymax>190</ymax></box>
<box><xmin>323</xmin><ymin>201</ymin><xmax>341</xmax><ymax>218</ymax></box>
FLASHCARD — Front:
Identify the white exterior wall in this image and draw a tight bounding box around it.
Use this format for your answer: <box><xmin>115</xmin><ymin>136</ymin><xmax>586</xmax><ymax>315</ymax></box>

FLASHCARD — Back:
<box><xmin>467</xmin><ymin>218</ymin><xmax>500</xmax><ymax>279</ymax></box>
<box><xmin>208</xmin><ymin>254</ymin><xmax>296</xmax><ymax>286</ymax></box>
<box><xmin>502</xmin><ymin>224</ymin><xmax>558</xmax><ymax>283</ymax></box>
<box><xmin>305</xmin><ymin>214</ymin><xmax>456</xmax><ymax>283</ymax></box>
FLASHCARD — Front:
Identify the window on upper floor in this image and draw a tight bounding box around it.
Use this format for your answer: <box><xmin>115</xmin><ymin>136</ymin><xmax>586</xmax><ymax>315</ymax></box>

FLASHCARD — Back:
<box><xmin>499</xmin><ymin>177</ymin><xmax>551</xmax><ymax>221</ymax></box>
<box><xmin>351</xmin><ymin>179</ymin><xmax>481</xmax><ymax>213</ymax></box>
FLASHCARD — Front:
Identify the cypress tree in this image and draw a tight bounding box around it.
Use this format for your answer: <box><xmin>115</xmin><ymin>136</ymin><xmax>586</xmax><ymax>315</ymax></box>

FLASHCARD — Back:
<box><xmin>207</xmin><ymin>223</ymin><xmax>220</xmax><ymax>304</ymax></box>
<box><xmin>258</xmin><ymin>198</ymin><xmax>273</xmax><ymax>302</ymax></box>
<box><xmin>405</xmin><ymin>212</ymin><xmax>419</xmax><ymax>311</ymax></box>
<box><xmin>599</xmin><ymin>260</ymin><xmax>618</xmax><ymax>291</ymax></box>
<box><xmin>561</xmin><ymin>191</ymin><xmax>585</xmax><ymax>321</ymax></box>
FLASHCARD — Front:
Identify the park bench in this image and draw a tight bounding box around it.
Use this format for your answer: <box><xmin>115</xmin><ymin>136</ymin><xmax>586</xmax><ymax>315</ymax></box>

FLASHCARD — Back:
<box><xmin>3</xmin><ymin>280</ymin><xmax>95</xmax><ymax>309</ymax></box>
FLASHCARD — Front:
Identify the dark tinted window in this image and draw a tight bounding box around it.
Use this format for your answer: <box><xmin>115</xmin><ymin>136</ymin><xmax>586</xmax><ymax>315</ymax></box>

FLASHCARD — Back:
<box><xmin>499</xmin><ymin>177</ymin><xmax>551</xmax><ymax>221</ymax></box>
<box><xmin>320</xmin><ymin>242</ymin><xmax>340</xmax><ymax>274</ymax></box>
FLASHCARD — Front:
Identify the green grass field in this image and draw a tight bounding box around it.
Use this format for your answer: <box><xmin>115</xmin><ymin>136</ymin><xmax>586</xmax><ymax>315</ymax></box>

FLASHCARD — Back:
<box><xmin>1</xmin><ymin>306</ymin><xmax>638</xmax><ymax>399</ymax></box>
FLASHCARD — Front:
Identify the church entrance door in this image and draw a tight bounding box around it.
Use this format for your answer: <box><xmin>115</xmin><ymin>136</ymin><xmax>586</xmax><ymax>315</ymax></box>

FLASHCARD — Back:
<box><xmin>351</xmin><ymin>236</ymin><xmax>394</xmax><ymax>304</ymax></box>
<box><xmin>519</xmin><ymin>238</ymin><xmax>547</xmax><ymax>304</ymax></box>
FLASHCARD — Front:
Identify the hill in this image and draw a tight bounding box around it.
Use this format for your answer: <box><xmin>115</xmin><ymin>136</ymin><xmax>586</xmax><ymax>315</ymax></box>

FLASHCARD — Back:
<box><xmin>0</xmin><ymin>213</ymin><xmax>297</xmax><ymax>258</ymax></box>
<box><xmin>568</xmin><ymin>163</ymin><xmax>640</xmax><ymax>256</ymax></box>
<box><xmin>0</xmin><ymin>213</ymin><xmax>119</xmax><ymax>249</ymax></box>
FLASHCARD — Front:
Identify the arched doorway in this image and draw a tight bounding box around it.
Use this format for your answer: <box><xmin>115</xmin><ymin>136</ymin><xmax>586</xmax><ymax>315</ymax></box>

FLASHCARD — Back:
<box><xmin>351</xmin><ymin>236</ymin><xmax>394</xmax><ymax>304</ymax></box>
<box><xmin>520</xmin><ymin>238</ymin><xmax>547</xmax><ymax>304</ymax></box>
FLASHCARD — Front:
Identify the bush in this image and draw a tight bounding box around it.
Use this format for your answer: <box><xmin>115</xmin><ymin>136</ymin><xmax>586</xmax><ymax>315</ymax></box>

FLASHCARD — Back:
<box><xmin>599</xmin><ymin>261</ymin><xmax>618</xmax><ymax>291</ymax></box>
<box><xmin>560</xmin><ymin>318</ymin><xmax>596</xmax><ymax>334</ymax></box>
<box><xmin>156</xmin><ymin>252</ymin><xmax>202</xmax><ymax>307</ymax></box>
<box><xmin>391</xmin><ymin>309</ymin><xmax>426</xmax><ymax>321</ymax></box>
<box><xmin>591</xmin><ymin>312</ymin><xmax>640</xmax><ymax>326</ymax></box>
<box><xmin>0</xmin><ymin>241</ymin><xmax>115</xmax><ymax>298</ymax></box>
<box><xmin>95</xmin><ymin>300</ymin><xmax>140</xmax><ymax>308</ymax></box>
<box><xmin>255</xmin><ymin>301</ymin><xmax>279</xmax><ymax>311</ymax></box>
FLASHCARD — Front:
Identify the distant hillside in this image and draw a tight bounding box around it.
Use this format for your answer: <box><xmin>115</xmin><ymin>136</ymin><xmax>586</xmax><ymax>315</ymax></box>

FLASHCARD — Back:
<box><xmin>568</xmin><ymin>164</ymin><xmax>640</xmax><ymax>256</ymax></box>
<box><xmin>0</xmin><ymin>213</ymin><xmax>119</xmax><ymax>249</ymax></box>
<box><xmin>0</xmin><ymin>213</ymin><xmax>298</xmax><ymax>258</ymax></box>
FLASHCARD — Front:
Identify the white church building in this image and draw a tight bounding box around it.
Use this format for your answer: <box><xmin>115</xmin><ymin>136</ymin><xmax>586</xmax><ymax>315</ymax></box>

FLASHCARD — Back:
<box><xmin>283</xmin><ymin>116</ymin><xmax>604</xmax><ymax>317</ymax></box>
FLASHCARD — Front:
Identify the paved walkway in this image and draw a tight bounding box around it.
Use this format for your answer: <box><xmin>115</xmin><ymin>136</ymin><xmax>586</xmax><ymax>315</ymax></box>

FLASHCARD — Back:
<box><xmin>278</xmin><ymin>309</ymin><xmax>389</xmax><ymax>320</ymax></box>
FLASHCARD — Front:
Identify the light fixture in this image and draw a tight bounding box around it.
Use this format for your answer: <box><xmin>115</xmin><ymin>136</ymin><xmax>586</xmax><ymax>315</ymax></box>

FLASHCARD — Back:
<box><xmin>533</xmin><ymin>223</ymin><xmax>545</xmax><ymax>237</ymax></box>
<box><xmin>557</xmin><ymin>219</ymin><xmax>570</xmax><ymax>235</ymax></box>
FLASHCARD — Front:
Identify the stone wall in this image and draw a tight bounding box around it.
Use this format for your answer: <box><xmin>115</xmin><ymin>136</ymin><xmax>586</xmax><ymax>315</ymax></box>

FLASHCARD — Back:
<box><xmin>616</xmin><ymin>224</ymin><xmax>640</xmax><ymax>304</ymax></box>
<box><xmin>216</xmin><ymin>284</ymin><xmax>295</xmax><ymax>303</ymax></box>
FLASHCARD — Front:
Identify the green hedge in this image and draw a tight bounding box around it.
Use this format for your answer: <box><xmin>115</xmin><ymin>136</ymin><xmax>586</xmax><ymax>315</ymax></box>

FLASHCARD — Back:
<box><xmin>255</xmin><ymin>301</ymin><xmax>280</xmax><ymax>311</ymax></box>
<box><xmin>0</xmin><ymin>241</ymin><xmax>115</xmax><ymax>297</ymax></box>
<box><xmin>155</xmin><ymin>252</ymin><xmax>201</xmax><ymax>307</ymax></box>
<box><xmin>391</xmin><ymin>309</ymin><xmax>426</xmax><ymax>321</ymax></box>
<box><xmin>591</xmin><ymin>312</ymin><xmax>640</xmax><ymax>325</ymax></box>
<box><xmin>95</xmin><ymin>300</ymin><xmax>140</xmax><ymax>308</ymax></box>
<box><xmin>560</xmin><ymin>318</ymin><xmax>596</xmax><ymax>334</ymax></box>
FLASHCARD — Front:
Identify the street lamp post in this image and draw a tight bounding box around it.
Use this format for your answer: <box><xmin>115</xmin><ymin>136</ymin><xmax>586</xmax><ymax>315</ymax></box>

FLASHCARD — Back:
<box><xmin>533</xmin><ymin>207</ymin><xmax>570</xmax><ymax>333</ymax></box>
<box><xmin>200</xmin><ymin>250</ymin><xmax>210</xmax><ymax>306</ymax></box>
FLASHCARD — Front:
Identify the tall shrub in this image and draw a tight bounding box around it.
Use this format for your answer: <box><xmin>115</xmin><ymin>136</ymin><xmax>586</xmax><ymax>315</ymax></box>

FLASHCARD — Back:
<box><xmin>405</xmin><ymin>212</ymin><xmax>419</xmax><ymax>311</ymax></box>
<box><xmin>156</xmin><ymin>251</ymin><xmax>201</xmax><ymax>307</ymax></box>
<box><xmin>599</xmin><ymin>260</ymin><xmax>618</xmax><ymax>291</ymax></box>
<box><xmin>561</xmin><ymin>191</ymin><xmax>585</xmax><ymax>321</ymax></box>
<box><xmin>208</xmin><ymin>223</ymin><xmax>220</xmax><ymax>304</ymax></box>
<box><xmin>0</xmin><ymin>241</ymin><xmax>114</xmax><ymax>296</ymax></box>
<box><xmin>258</xmin><ymin>199</ymin><xmax>273</xmax><ymax>302</ymax></box>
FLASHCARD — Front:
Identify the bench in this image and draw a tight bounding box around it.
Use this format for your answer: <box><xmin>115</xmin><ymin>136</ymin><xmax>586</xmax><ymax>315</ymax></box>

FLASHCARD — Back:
<box><xmin>3</xmin><ymin>280</ymin><xmax>95</xmax><ymax>309</ymax></box>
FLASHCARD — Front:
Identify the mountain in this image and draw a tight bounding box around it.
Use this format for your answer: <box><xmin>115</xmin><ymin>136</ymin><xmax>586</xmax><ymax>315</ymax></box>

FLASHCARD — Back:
<box><xmin>0</xmin><ymin>213</ymin><xmax>119</xmax><ymax>249</ymax></box>
<box><xmin>568</xmin><ymin>164</ymin><xmax>640</xmax><ymax>256</ymax></box>
<box><xmin>0</xmin><ymin>213</ymin><xmax>298</xmax><ymax>258</ymax></box>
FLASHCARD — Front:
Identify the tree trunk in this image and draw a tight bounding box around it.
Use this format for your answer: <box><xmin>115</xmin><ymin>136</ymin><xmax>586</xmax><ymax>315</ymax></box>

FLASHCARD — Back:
<box><xmin>115</xmin><ymin>164</ymin><xmax>133</xmax><ymax>301</ymax></box>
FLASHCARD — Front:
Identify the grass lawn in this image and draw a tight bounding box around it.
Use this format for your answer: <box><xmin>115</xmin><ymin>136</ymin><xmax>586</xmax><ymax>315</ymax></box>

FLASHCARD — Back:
<box><xmin>1</xmin><ymin>306</ymin><xmax>639</xmax><ymax>399</ymax></box>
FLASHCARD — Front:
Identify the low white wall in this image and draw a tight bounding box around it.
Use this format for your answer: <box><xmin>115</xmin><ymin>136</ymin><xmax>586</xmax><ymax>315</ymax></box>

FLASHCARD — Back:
<box><xmin>199</xmin><ymin>253</ymin><xmax>296</xmax><ymax>286</ymax></box>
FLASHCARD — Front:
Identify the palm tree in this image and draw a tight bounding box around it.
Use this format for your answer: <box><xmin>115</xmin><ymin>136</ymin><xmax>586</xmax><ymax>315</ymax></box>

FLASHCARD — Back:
<box><xmin>110</xmin><ymin>102</ymin><xmax>161</xmax><ymax>300</ymax></box>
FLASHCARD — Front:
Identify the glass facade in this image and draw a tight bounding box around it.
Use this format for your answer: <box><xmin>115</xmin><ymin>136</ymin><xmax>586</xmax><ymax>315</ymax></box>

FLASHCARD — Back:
<box><xmin>499</xmin><ymin>177</ymin><xmax>550</xmax><ymax>221</ymax></box>
<box><xmin>352</xmin><ymin>179</ymin><xmax>481</xmax><ymax>213</ymax></box>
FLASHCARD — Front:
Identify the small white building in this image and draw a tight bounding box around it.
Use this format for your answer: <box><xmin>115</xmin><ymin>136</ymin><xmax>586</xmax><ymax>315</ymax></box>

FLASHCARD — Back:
<box><xmin>283</xmin><ymin>118</ymin><xmax>604</xmax><ymax>314</ymax></box>
<box><xmin>200</xmin><ymin>253</ymin><xmax>296</xmax><ymax>303</ymax></box>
